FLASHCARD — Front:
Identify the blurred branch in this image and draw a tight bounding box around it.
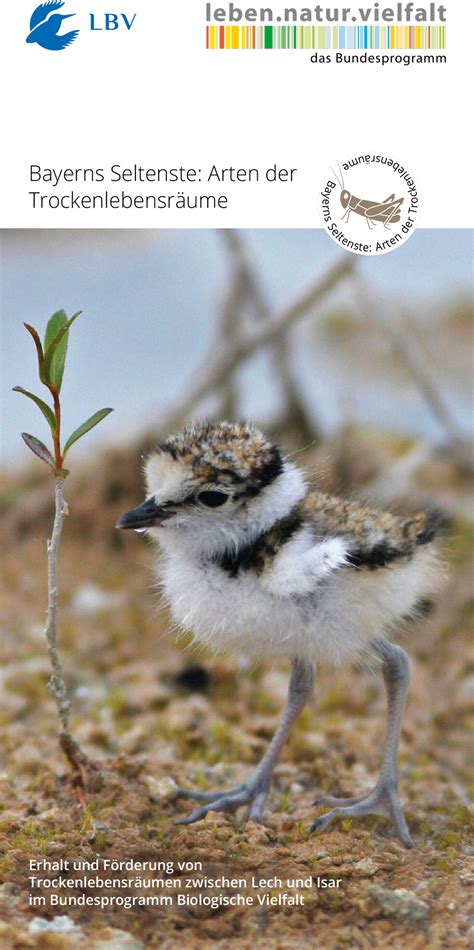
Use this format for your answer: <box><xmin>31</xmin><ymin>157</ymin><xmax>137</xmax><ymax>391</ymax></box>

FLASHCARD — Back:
<box><xmin>217</xmin><ymin>228</ymin><xmax>263</xmax><ymax>419</ymax></box>
<box><xmin>353</xmin><ymin>274</ymin><xmax>473</xmax><ymax>473</ymax></box>
<box><xmin>218</xmin><ymin>230</ymin><xmax>316</xmax><ymax>442</ymax></box>
<box><xmin>368</xmin><ymin>441</ymin><xmax>435</xmax><ymax>503</ymax></box>
<box><xmin>369</xmin><ymin>440</ymin><xmax>474</xmax><ymax>521</ymax></box>
<box><xmin>219</xmin><ymin>230</ymin><xmax>267</xmax><ymax>321</ymax></box>
<box><xmin>156</xmin><ymin>255</ymin><xmax>356</xmax><ymax>439</ymax></box>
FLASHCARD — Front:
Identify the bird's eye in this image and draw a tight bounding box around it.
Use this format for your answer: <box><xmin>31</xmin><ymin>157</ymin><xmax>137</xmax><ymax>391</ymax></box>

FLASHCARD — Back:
<box><xmin>196</xmin><ymin>490</ymin><xmax>230</xmax><ymax>509</ymax></box>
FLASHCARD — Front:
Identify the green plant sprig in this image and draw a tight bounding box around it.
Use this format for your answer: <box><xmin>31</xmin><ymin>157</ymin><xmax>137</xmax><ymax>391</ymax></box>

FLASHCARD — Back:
<box><xmin>13</xmin><ymin>310</ymin><xmax>113</xmax><ymax>477</ymax></box>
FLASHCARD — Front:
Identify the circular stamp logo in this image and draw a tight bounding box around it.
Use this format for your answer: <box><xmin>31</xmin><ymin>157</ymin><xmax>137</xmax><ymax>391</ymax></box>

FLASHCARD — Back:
<box><xmin>320</xmin><ymin>154</ymin><xmax>419</xmax><ymax>256</ymax></box>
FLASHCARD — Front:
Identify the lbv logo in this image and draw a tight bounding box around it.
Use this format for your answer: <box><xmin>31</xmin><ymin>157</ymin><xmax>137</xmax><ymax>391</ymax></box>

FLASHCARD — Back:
<box><xmin>26</xmin><ymin>2</ymin><xmax>137</xmax><ymax>51</ymax></box>
<box><xmin>26</xmin><ymin>1</ymin><xmax>79</xmax><ymax>50</ymax></box>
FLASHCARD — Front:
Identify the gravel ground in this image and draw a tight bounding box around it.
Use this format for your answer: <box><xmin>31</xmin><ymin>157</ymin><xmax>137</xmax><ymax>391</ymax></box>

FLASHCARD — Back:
<box><xmin>0</xmin><ymin>446</ymin><xmax>472</xmax><ymax>949</ymax></box>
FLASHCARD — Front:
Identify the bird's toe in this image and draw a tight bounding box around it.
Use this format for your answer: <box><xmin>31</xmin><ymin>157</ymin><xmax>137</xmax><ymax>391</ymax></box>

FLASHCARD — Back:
<box><xmin>174</xmin><ymin>774</ymin><xmax>272</xmax><ymax>826</ymax></box>
<box><xmin>310</xmin><ymin>811</ymin><xmax>337</xmax><ymax>834</ymax></box>
<box><xmin>310</xmin><ymin>785</ymin><xmax>415</xmax><ymax>848</ymax></box>
<box><xmin>175</xmin><ymin>789</ymin><xmax>250</xmax><ymax>826</ymax></box>
<box><xmin>312</xmin><ymin>792</ymin><xmax>368</xmax><ymax>808</ymax></box>
<box><xmin>174</xmin><ymin>784</ymin><xmax>244</xmax><ymax>804</ymax></box>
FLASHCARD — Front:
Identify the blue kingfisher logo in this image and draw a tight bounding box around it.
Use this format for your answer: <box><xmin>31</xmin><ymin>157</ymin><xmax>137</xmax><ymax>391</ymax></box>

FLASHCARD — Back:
<box><xmin>26</xmin><ymin>1</ymin><xmax>79</xmax><ymax>50</ymax></box>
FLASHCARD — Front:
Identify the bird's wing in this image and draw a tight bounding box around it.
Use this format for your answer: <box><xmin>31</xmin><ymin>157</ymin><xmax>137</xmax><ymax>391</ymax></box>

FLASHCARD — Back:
<box><xmin>302</xmin><ymin>491</ymin><xmax>444</xmax><ymax>569</ymax></box>
<box><xmin>259</xmin><ymin>522</ymin><xmax>349</xmax><ymax>598</ymax></box>
<box><xmin>30</xmin><ymin>0</ymin><xmax>64</xmax><ymax>30</ymax></box>
<box><xmin>58</xmin><ymin>29</ymin><xmax>79</xmax><ymax>49</ymax></box>
<box><xmin>261</xmin><ymin>494</ymin><xmax>444</xmax><ymax>599</ymax></box>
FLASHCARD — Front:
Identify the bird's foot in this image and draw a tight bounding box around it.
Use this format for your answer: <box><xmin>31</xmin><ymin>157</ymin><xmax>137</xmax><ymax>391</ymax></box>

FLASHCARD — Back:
<box><xmin>174</xmin><ymin>775</ymin><xmax>271</xmax><ymax>826</ymax></box>
<box><xmin>310</xmin><ymin>783</ymin><xmax>414</xmax><ymax>848</ymax></box>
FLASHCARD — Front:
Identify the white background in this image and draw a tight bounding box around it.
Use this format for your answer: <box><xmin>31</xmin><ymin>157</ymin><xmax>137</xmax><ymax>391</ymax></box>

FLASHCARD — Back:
<box><xmin>1</xmin><ymin>0</ymin><xmax>473</xmax><ymax>227</ymax></box>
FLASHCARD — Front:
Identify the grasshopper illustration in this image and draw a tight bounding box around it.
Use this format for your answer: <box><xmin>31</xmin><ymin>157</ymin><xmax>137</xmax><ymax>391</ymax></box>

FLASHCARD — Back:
<box><xmin>332</xmin><ymin>164</ymin><xmax>404</xmax><ymax>230</ymax></box>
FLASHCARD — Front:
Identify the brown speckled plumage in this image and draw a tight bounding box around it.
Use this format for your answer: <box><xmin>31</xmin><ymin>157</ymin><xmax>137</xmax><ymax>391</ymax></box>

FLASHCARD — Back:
<box><xmin>300</xmin><ymin>492</ymin><xmax>444</xmax><ymax>568</ymax></box>
<box><xmin>159</xmin><ymin>421</ymin><xmax>283</xmax><ymax>490</ymax></box>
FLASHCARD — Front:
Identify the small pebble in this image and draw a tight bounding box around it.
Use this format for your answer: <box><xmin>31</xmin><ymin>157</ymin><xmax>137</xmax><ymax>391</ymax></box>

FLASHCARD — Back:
<box><xmin>144</xmin><ymin>775</ymin><xmax>179</xmax><ymax>802</ymax></box>
<box><xmin>353</xmin><ymin>858</ymin><xmax>378</xmax><ymax>877</ymax></box>
<box><xmin>368</xmin><ymin>884</ymin><xmax>430</xmax><ymax>922</ymax></box>
<box><xmin>29</xmin><ymin>915</ymin><xmax>81</xmax><ymax>934</ymax></box>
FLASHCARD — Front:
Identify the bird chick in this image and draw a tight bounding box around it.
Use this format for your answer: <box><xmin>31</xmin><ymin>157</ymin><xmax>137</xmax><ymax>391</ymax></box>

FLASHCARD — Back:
<box><xmin>117</xmin><ymin>421</ymin><xmax>443</xmax><ymax>847</ymax></box>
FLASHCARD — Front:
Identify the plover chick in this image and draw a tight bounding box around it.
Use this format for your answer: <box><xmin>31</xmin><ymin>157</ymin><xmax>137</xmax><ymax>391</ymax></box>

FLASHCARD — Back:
<box><xmin>117</xmin><ymin>421</ymin><xmax>443</xmax><ymax>847</ymax></box>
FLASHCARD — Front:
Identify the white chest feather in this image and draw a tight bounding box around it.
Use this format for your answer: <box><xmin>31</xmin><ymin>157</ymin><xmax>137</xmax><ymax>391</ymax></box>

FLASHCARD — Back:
<box><xmin>154</xmin><ymin>534</ymin><xmax>438</xmax><ymax>666</ymax></box>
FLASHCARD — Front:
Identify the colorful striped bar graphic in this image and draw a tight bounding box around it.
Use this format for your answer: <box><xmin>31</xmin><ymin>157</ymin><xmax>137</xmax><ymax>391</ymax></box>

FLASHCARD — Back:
<box><xmin>206</xmin><ymin>24</ymin><xmax>446</xmax><ymax>50</ymax></box>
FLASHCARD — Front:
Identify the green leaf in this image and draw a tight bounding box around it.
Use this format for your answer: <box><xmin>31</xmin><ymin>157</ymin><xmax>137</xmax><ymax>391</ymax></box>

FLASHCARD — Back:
<box><xmin>63</xmin><ymin>408</ymin><xmax>113</xmax><ymax>456</ymax></box>
<box><xmin>44</xmin><ymin>310</ymin><xmax>69</xmax><ymax>391</ymax></box>
<box><xmin>12</xmin><ymin>386</ymin><xmax>56</xmax><ymax>431</ymax></box>
<box><xmin>24</xmin><ymin>323</ymin><xmax>46</xmax><ymax>382</ymax></box>
<box><xmin>43</xmin><ymin>311</ymin><xmax>82</xmax><ymax>387</ymax></box>
<box><xmin>21</xmin><ymin>432</ymin><xmax>55</xmax><ymax>468</ymax></box>
<box><xmin>44</xmin><ymin>310</ymin><xmax>68</xmax><ymax>349</ymax></box>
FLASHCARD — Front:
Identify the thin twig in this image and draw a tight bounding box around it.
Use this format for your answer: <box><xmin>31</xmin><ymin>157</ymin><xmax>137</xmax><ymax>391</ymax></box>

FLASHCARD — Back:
<box><xmin>46</xmin><ymin>477</ymin><xmax>90</xmax><ymax>770</ymax></box>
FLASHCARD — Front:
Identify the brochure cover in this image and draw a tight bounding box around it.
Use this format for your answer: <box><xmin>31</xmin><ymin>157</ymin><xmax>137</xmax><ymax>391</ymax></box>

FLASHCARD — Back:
<box><xmin>0</xmin><ymin>2</ymin><xmax>473</xmax><ymax>948</ymax></box>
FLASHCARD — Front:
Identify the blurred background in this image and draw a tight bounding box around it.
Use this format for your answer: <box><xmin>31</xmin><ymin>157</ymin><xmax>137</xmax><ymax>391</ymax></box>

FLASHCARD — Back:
<box><xmin>1</xmin><ymin>228</ymin><xmax>472</xmax><ymax>464</ymax></box>
<box><xmin>0</xmin><ymin>229</ymin><xmax>472</xmax><ymax>947</ymax></box>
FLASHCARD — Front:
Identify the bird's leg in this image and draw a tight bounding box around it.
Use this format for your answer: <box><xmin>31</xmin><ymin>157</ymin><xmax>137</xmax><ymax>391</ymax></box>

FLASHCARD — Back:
<box><xmin>311</xmin><ymin>639</ymin><xmax>414</xmax><ymax>848</ymax></box>
<box><xmin>175</xmin><ymin>657</ymin><xmax>314</xmax><ymax>826</ymax></box>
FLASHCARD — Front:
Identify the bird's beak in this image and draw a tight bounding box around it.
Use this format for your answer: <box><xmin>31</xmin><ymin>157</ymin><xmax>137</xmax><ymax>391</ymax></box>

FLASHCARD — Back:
<box><xmin>116</xmin><ymin>498</ymin><xmax>173</xmax><ymax>530</ymax></box>
<box><xmin>63</xmin><ymin>13</ymin><xmax>75</xmax><ymax>18</ymax></box>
